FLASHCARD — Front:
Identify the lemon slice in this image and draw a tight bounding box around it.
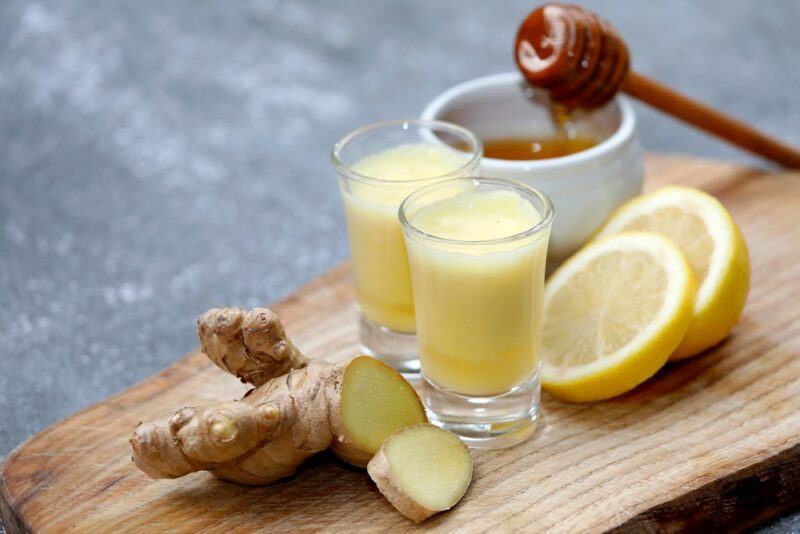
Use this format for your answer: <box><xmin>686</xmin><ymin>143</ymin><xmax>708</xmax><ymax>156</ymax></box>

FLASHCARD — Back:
<box><xmin>542</xmin><ymin>232</ymin><xmax>696</xmax><ymax>402</ymax></box>
<box><xmin>596</xmin><ymin>186</ymin><xmax>750</xmax><ymax>359</ymax></box>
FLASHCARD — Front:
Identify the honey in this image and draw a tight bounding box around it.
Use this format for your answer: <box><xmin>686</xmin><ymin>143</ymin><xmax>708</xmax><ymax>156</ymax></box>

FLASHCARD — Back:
<box><xmin>481</xmin><ymin>136</ymin><xmax>597</xmax><ymax>160</ymax></box>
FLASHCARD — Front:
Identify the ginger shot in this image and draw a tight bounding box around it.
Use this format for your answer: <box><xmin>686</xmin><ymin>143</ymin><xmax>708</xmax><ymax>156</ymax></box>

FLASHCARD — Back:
<box><xmin>332</xmin><ymin>120</ymin><xmax>481</xmax><ymax>374</ymax></box>
<box><xmin>400</xmin><ymin>177</ymin><xmax>552</xmax><ymax>448</ymax></box>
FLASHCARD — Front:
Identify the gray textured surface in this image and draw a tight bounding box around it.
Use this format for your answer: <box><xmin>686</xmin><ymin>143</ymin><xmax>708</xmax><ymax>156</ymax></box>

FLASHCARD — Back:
<box><xmin>1</xmin><ymin>1</ymin><xmax>798</xmax><ymax>531</ymax></box>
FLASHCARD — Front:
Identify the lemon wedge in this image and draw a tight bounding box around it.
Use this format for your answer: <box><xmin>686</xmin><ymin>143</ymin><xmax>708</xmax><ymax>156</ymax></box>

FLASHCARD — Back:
<box><xmin>596</xmin><ymin>186</ymin><xmax>750</xmax><ymax>359</ymax></box>
<box><xmin>542</xmin><ymin>232</ymin><xmax>696</xmax><ymax>402</ymax></box>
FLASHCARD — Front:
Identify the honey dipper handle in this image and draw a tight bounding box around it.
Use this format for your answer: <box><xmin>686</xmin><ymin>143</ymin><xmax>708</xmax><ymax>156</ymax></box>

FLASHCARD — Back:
<box><xmin>624</xmin><ymin>71</ymin><xmax>800</xmax><ymax>168</ymax></box>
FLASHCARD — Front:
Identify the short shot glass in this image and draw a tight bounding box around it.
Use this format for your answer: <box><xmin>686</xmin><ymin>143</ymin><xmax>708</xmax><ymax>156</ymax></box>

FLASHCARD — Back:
<box><xmin>399</xmin><ymin>177</ymin><xmax>553</xmax><ymax>448</ymax></box>
<box><xmin>332</xmin><ymin>120</ymin><xmax>482</xmax><ymax>375</ymax></box>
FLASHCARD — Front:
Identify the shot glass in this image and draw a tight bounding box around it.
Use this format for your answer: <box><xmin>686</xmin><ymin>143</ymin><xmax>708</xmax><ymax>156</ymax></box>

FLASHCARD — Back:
<box><xmin>400</xmin><ymin>177</ymin><xmax>553</xmax><ymax>448</ymax></box>
<box><xmin>332</xmin><ymin>119</ymin><xmax>482</xmax><ymax>375</ymax></box>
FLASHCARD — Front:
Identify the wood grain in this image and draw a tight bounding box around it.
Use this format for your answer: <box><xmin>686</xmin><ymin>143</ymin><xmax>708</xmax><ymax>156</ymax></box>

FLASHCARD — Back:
<box><xmin>2</xmin><ymin>155</ymin><xmax>800</xmax><ymax>533</ymax></box>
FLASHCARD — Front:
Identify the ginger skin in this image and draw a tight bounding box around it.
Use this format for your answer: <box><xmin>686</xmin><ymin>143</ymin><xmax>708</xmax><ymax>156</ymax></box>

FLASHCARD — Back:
<box><xmin>197</xmin><ymin>307</ymin><xmax>307</xmax><ymax>387</ymax></box>
<box><xmin>130</xmin><ymin>307</ymin><xmax>427</xmax><ymax>485</ymax></box>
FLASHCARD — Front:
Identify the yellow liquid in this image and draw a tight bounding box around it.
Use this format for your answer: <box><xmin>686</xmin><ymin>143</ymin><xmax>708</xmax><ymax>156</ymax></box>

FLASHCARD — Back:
<box><xmin>342</xmin><ymin>143</ymin><xmax>469</xmax><ymax>333</ymax></box>
<box><xmin>406</xmin><ymin>190</ymin><xmax>549</xmax><ymax>395</ymax></box>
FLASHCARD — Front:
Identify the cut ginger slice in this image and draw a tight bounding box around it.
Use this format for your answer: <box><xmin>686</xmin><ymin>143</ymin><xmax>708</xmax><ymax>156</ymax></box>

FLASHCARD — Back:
<box><xmin>368</xmin><ymin>424</ymin><xmax>472</xmax><ymax>522</ymax></box>
<box><xmin>332</xmin><ymin>356</ymin><xmax>428</xmax><ymax>466</ymax></box>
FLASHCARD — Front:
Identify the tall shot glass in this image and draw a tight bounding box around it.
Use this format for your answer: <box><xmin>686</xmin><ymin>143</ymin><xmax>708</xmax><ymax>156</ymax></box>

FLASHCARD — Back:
<box><xmin>399</xmin><ymin>178</ymin><xmax>553</xmax><ymax>448</ymax></box>
<box><xmin>332</xmin><ymin>120</ymin><xmax>482</xmax><ymax>375</ymax></box>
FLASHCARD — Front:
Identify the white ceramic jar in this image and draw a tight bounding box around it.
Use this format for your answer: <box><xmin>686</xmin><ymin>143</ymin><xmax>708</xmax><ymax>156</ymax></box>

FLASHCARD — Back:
<box><xmin>421</xmin><ymin>72</ymin><xmax>645</xmax><ymax>265</ymax></box>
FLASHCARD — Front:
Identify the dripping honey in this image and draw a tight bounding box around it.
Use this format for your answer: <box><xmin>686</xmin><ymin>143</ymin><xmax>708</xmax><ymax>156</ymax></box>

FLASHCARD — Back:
<box><xmin>481</xmin><ymin>136</ymin><xmax>597</xmax><ymax>160</ymax></box>
<box><xmin>480</xmin><ymin>104</ymin><xmax>596</xmax><ymax>160</ymax></box>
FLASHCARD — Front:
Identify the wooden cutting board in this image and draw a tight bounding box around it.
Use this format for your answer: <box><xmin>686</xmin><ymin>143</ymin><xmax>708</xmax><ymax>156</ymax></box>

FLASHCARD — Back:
<box><xmin>2</xmin><ymin>155</ymin><xmax>800</xmax><ymax>533</ymax></box>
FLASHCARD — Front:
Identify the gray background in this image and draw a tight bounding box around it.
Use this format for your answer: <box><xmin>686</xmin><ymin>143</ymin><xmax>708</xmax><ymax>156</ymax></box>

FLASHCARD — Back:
<box><xmin>1</xmin><ymin>0</ymin><xmax>798</xmax><ymax>531</ymax></box>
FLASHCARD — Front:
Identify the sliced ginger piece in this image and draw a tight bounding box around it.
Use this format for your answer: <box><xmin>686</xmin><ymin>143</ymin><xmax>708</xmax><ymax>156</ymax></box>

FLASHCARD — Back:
<box><xmin>368</xmin><ymin>424</ymin><xmax>472</xmax><ymax>522</ymax></box>
<box><xmin>334</xmin><ymin>356</ymin><xmax>428</xmax><ymax>466</ymax></box>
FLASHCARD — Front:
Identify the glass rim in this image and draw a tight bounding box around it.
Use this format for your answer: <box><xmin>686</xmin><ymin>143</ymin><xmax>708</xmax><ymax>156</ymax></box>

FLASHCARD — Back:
<box><xmin>399</xmin><ymin>177</ymin><xmax>555</xmax><ymax>246</ymax></box>
<box><xmin>330</xmin><ymin>118</ymin><xmax>483</xmax><ymax>186</ymax></box>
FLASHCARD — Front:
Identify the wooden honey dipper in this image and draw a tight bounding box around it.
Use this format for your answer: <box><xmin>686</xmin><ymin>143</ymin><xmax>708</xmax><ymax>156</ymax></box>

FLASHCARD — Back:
<box><xmin>515</xmin><ymin>3</ymin><xmax>800</xmax><ymax>168</ymax></box>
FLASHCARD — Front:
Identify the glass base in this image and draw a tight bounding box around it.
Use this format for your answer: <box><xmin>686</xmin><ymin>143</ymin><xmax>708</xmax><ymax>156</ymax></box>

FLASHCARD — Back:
<box><xmin>421</xmin><ymin>371</ymin><xmax>541</xmax><ymax>449</ymax></box>
<box><xmin>359</xmin><ymin>315</ymin><xmax>420</xmax><ymax>377</ymax></box>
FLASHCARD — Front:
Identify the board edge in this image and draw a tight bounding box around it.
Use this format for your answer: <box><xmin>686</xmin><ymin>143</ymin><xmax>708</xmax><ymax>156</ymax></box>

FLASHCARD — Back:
<box><xmin>1</xmin><ymin>468</ymin><xmax>31</xmax><ymax>534</ymax></box>
<box><xmin>608</xmin><ymin>443</ymin><xmax>800</xmax><ymax>533</ymax></box>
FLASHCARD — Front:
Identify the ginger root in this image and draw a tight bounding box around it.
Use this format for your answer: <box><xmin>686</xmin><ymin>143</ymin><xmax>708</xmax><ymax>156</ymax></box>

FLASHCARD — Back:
<box><xmin>197</xmin><ymin>307</ymin><xmax>308</xmax><ymax>387</ymax></box>
<box><xmin>130</xmin><ymin>307</ymin><xmax>427</xmax><ymax>485</ymax></box>
<box><xmin>368</xmin><ymin>424</ymin><xmax>473</xmax><ymax>522</ymax></box>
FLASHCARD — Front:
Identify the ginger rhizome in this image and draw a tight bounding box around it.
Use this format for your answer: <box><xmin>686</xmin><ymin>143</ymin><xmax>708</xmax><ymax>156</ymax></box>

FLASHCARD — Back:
<box><xmin>130</xmin><ymin>307</ymin><xmax>427</xmax><ymax>485</ymax></box>
<box><xmin>368</xmin><ymin>424</ymin><xmax>473</xmax><ymax>522</ymax></box>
